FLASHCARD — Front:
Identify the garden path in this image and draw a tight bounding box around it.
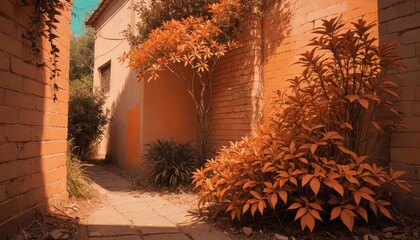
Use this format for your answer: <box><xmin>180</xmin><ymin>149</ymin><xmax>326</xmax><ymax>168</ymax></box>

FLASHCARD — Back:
<box><xmin>77</xmin><ymin>165</ymin><xmax>232</xmax><ymax>240</ymax></box>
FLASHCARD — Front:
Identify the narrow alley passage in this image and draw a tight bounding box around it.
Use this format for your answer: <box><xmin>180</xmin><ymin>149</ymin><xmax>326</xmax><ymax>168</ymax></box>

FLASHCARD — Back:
<box><xmin>77</xmin><ymin>165</ymin><xmax>232</xmax><ymax>240</ymax></box>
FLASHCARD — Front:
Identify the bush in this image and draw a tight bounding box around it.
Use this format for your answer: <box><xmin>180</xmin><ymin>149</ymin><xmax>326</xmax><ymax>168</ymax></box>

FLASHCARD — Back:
<box><xmin>124</xmin><ymin>0</ymin><xmax>273</xmax><ymax>46</ymax></box>
<box><xmin>67</xmin><ymin>142</ymin><xmax>92</xmax><ymax>198</ymax></box>
<box><xmin>68</xmin><ymin>77</ymin><xmax>109</xmax><ymax>160</ymax></box>
<box><xmin>144</xmin><ymin>139</ymin><xmax>197</xmax><ymax>188</ymax></box>
<box><xmin>192</xmin><ymin>17</ymin><xmax>411</xmax><ymax>232</ymax></box>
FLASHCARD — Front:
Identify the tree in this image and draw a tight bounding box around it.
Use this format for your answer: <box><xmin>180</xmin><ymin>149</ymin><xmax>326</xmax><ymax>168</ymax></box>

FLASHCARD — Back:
<box><xmin>122</xmin><ymin>0</ymin><xmax>270</xmax><ymax>161</ymax></box>
<box><xmin>70</xmin><ymin>29</ymin><xmax>94</xmax><ymax>81</ymax></box>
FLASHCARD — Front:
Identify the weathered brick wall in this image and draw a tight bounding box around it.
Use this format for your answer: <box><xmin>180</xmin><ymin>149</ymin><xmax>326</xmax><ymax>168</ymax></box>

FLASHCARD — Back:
<box><xmin>207</xmin><ymin>19</ymin><xmax>262</xmax><ymax>156</ymax></box>
<box><xmin>0</xmin><ymin>0</ymin><xmax>70</xmax><ymax>236</ymax></box>
<box><xmin>379</xmin><ymin>0</ymin><xmax>420</xmax><ymax>214</ymax></box>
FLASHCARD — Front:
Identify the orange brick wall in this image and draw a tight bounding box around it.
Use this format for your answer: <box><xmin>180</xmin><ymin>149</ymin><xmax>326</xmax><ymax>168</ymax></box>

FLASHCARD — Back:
<box><xmin>379</xmin><ymin>0</ymin><xmax>420</xmax><ymax>214</ymax></box>
<box><xmin>0</xmin><ymin>0</ymin><xmax>70</xmax><ymax>236</ymax></box>
<box><xmin>207</xmin><ymin>20</ymin><xmax>260</xmax><ymax>155</ymax></box>
<box><xmin>208</xmin><ymin>0</ymin><xmax>379</xmax><ymax>156</ymax></box>
<box><xmin>263</xmin><ymin>0</ymin><xmax>378</xmax><ymax>116</ymax></box>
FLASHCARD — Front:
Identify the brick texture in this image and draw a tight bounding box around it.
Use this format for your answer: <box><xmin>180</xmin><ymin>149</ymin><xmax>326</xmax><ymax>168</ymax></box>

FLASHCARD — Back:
<box><xmin>0</xmin><ymin>0</ymin><xmax>70</xmax><ymax>237</ymax></box>
<box><xmin>209</xmin><ymin>0</ymin><xmax>419</xmax><ymax>214</ymax></box>
<box><xmin>208</xmin><ymin>0</ymin><xmax>380</xmax><ymax>155</ymax></box>
<box><xmin>379</xmin><ymin>0</ymin><xmax>420</xmax><ymax>212</ymax></box>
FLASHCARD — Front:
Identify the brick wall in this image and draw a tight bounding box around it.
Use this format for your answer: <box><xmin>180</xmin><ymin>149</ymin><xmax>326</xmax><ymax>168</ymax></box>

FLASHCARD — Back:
<box><xmin>0</xmin><ymin>0</ymin><xmax>70</xmax><ymax>236</ymax></box>
<box><xmin>207</xmin><ymin>19</ymin><xmax>261</xmax><ymax>156</ymax></box>
<box><xmin>379</xmin><ymin>0</ymin><xmax>420</xmax><ymax>214</ymax></box>
<box><xmin>263</xmin><ymin>0</ymin><xmax>378</xmax><ymax>117</ymax></box>
<box><xmin>208</xmin><ymin>0</ymin><xmax>379</xmax><ymax>155</ymax></box>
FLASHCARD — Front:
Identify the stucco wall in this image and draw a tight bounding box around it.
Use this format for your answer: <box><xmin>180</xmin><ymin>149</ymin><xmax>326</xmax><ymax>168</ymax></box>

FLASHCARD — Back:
<box><xmin>0</xmin><ymin>0</ymin><xmax>70</xmax><ymax>236</ymax></box>
<box><xmin>90</xmin><ymin>0</ymin><xmax>196</xmax><ymax>177</ymax></box>
<box><xmin>92</xmin><ymin>0</ymin><xmax>143</xmax><ymax>173</ymax></box>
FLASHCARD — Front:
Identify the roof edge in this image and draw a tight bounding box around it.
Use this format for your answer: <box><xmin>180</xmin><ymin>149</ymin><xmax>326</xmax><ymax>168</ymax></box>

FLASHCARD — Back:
<box><xmin>85</xmin><ymin>0</ymin><xmax>113</xmax><ymax>27</ymax></box>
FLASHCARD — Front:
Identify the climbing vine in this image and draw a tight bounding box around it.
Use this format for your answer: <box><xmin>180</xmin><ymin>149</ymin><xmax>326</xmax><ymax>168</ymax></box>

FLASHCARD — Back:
<box><xmin>21</xmin><ymin>0</ymin><xmax>71</xmax><ymax>101</ymax></box>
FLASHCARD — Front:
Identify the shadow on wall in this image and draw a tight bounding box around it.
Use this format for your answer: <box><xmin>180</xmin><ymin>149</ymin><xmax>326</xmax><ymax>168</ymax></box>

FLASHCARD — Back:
<box><xmin>377</xmin><ymin>0</ymin><xmax>420</xmax><ymax>214</ymax></box>
<box><xmin>105</xmin><ymin>68</ymin><xmax>144</xmax><ymax>176</ymax></box>
<box><xmin>105</xmin><ymin>64</ymin><xmax>196</xmax><ymax>178</ymax></box>
<box><xmin>0</xmin><ymin>0</ymin><xmax>69</xmax><ymax>237</ymax></box>
<box><xmin>262</xmin><ymin>0</ymin><xmax>294</xmax><ymax>63</ymax></box>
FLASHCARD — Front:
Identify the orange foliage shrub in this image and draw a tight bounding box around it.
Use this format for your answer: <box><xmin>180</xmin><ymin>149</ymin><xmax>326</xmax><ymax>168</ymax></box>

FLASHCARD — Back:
<box><xmin>121</xmin><ymin>0</ymin><xmax>242</xmax><ymax>160</ymax></box>
<box><xmin>192</xmin><ymin>17</ymin><xmax>411</xmax><ymax>232</ymax></box>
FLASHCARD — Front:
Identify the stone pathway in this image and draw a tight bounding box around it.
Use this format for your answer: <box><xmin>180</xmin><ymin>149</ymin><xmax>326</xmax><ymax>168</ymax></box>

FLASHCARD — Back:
<box><xmin>78</xmin><ymin>165</ymin><xmax>232</xmax><ymax>240</ymax></box>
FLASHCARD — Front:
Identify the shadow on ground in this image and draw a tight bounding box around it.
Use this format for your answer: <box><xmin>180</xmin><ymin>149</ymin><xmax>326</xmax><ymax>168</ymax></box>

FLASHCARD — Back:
<box><xmin>76</xmin><ymin>165</ymin><xmax>232</xmax><ymax>240</ymax></box>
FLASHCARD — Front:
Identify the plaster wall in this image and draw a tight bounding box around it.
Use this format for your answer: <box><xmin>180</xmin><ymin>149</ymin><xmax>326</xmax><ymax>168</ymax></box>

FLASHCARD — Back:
<box><xmin>91</xmin><ymin>0</ymin><xmax>196</xmax><ymax>176</ymax></box>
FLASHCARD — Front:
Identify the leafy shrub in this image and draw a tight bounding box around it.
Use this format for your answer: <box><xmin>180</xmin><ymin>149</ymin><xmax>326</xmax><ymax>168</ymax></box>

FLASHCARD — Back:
<box><xmin>68</xmin><ymin>77</ymin><xmax>109</xmax><ymax>160</ymax></box>
<box><xmin>67</xmin><ymin>142</ymin><xmax>92</xmax><ymax>198</ymax></box>
<box><xmin>124</xmin><ymin>0</ymin><xmax>273</xmax><ymax>46</ymax></box>
<box><xmin>192</xmin><ymin>17</ymin><xmax>411</xmax><ymax>232</ymax></box>
<box><xmin>144</xmin><ymin>139</ymin><xmax>197</xmax><ymax>188</ymax></box>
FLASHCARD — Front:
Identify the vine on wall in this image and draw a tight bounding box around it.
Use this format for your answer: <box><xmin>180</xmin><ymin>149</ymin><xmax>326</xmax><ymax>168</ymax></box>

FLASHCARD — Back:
<box><xmin>21</xmin><ymin>0</ymin><xmax>72</xmax><ymax>101</ymax></box>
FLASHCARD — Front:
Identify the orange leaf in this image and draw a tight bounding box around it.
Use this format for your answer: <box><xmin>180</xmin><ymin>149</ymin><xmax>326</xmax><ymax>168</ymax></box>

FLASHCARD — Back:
<box><xmin>304</xmin><ymin>213</ymin><xmax>316</xmax><ymax>232</ymax></box>
<box><xmin>358</xmin><ymin>98</ymin><xmax>369</xmax><ymax>109</ymax></box>
<box><xmin>250</xmin><ymin>190</ymin><xmax>262</xmax><ymax>199</ymax></box>
<box><xmin>310</xmin><ymin>178</ymin><xmax>321</xmax><ymax>195</ymax></box>
<box><xmin>357</xmin><ymin>206</ymin><xmax>368</xmax><ymax>222</ymax></box>
<box><xmin>310</xmin><ymin>144</ymin><xmax>318</xmax><ymax>154</ymax></box>
<box><xmin>310</xmin><ymin>209</ymin><xmax>323</xmax><ymax>222</ymax></box>
<box><xmin>251</xmin><ymin>203</ymin><xmax>258</xmax><ymax>216</ymax></box>
<box><xmin>288</xmin><ymin>202</ymin><xmax>302</xmax><ymax>210</ymax></box>
<box><xmin>346</xmin><ymin>94</ymin><xmax>359</xmax><ymax>103</ymax></box>
<box><xmin>378</xmin><ymin>205</ymin><xmax>393</xmax><ymax>220</ymax></box>
<box><xmin>369</xmin><ymin>202</ymin><xmax>378</xmax><ymax>215</ymax></box>
<box><xmin>279</xmin><ymin>190</ymin><xmax>288</xmax><ymax>204</ymax></box>
<box><xmin>390</xmin><ymin>169</ymin><xmax>406</xmax><ymax>179</ymax></box>
<box><xmin>243</xmin><ymin>202</ymin><xmax>250</xmax><ymax>214</ymax></box>
<box><xmin>340</xmin><ymin>209</ymin><xmax>355</xmax><ymax>231</ymax></box>
<box><xmin>324</xmin><ymin>178</ymin><xmax>344</xmax><ymax>196</ymax></box>
<box><xmin>330</xmin><ymin>206</ymin><xmax>342</xmax><ymax>220</ymax></box>
<box><xmin>243</xmin><ymin>181</ymin><xmax>256</xmax><ymax>189</ymax></box>
<box><xmin>299</xmin><ymin>157</ymin><xmax>309</xmax><ymax>164</ymax></box>
<box><xmin>362</xmin><ymin>177</ymin><xmax>380</xmax><ymax>187</ymax></box>
<box><xmin>270</xmin><ymin>194</ymin><xmax>278</xmax><ymax>208</ymax></box>
<box><xmin>302</xmin><ymin>174</ymin><xmax>313</xmax><ymax>187</ymax></box>
<box><xmin>258</xmin><ymin>200</ymin><xmax>265</xmax><ymax>215</ymax></box>
<box><xmin>337</xmin><ymin>145</ymin><xmax>357</xmax><ymax>159</ymax></box>
<box><xmin>353</xmin><ymin>191</ymin><xmax>361</xmax><ymax>205</ymax></box>
<box><xmin>295</xmin><ymin>207</ymin><xmax>307</xmax><ymax>221</ymax></box>
<box><xmin>290</xmin><ymin>140</ymin><xmax>296</xmax><ymax>153</ymax></box>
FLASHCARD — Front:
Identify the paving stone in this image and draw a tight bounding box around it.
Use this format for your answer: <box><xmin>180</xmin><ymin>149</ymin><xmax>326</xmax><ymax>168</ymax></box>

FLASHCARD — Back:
<box><xmin>83</xmin><ymin>165</ymin><xmax>233</xmax><ymax>240</ymax></box>
<box><xmin>92</xmin><ymin>235</ymin><xmax>143</xmax><ymax>240</ymax></box>
<box><xmin>133</xmin><ymin>215</ymin><xmax>180</xmax><ymax>234</ymax></box>
<box><xmin>164</xmin><ymin>212</ymin><xmax>194</xmax><ymax>224</ymax></box>
<box><xmin>88</xmin><ymin>225</ymin><xmax>139</xmax><ymax>237</ymax></box>
<box><xmin>146</xmin><ymin>199</ymin><xmax>175</xmax><ymax>209</ymax></box>
<box><xmin>143</xmin><ymin>233</ymin><xmax>190</xmax><ymax>240</ymax></box>
<box><xmin>114</xmin><ymin>202</ymin><xmax>151</xmax><ymax>213</ymax></box>
<box><xmin>108</xmin><ymin>196</ymin><xmax>145</xmax><ymax>205</ymax></box>
<box><xmin>189</xmin><ymin>230</ymin><xmax>233</xmax><ymax>240</ymax></box>
<box><xmin>123</xmin><ymin>209</ymin><xmax>159</xmax><ymax>222</ymax></box>
<box><xmin>179</xmin><ymin>222</ymin><xmax>216</xmax><ymax>234</ymax></box>
<box><xmin>153</xmin><ymin>205</ymin><xmax>186</xmax><ymax>216</ymax></box>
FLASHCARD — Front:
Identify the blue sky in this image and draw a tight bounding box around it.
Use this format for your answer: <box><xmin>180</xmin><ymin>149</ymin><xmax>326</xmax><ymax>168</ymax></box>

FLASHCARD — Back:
<box><xmin>71</xmin><ymin>0</ymin><xmax>100</xmax><ymax>36</ymax></box>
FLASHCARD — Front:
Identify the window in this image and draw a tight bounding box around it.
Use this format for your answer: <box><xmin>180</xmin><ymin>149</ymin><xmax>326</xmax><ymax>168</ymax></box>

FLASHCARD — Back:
<box><xmin>100</xmin><ymin>62</ymin><xmax>111</xmax><ymax>94</ymax></box>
